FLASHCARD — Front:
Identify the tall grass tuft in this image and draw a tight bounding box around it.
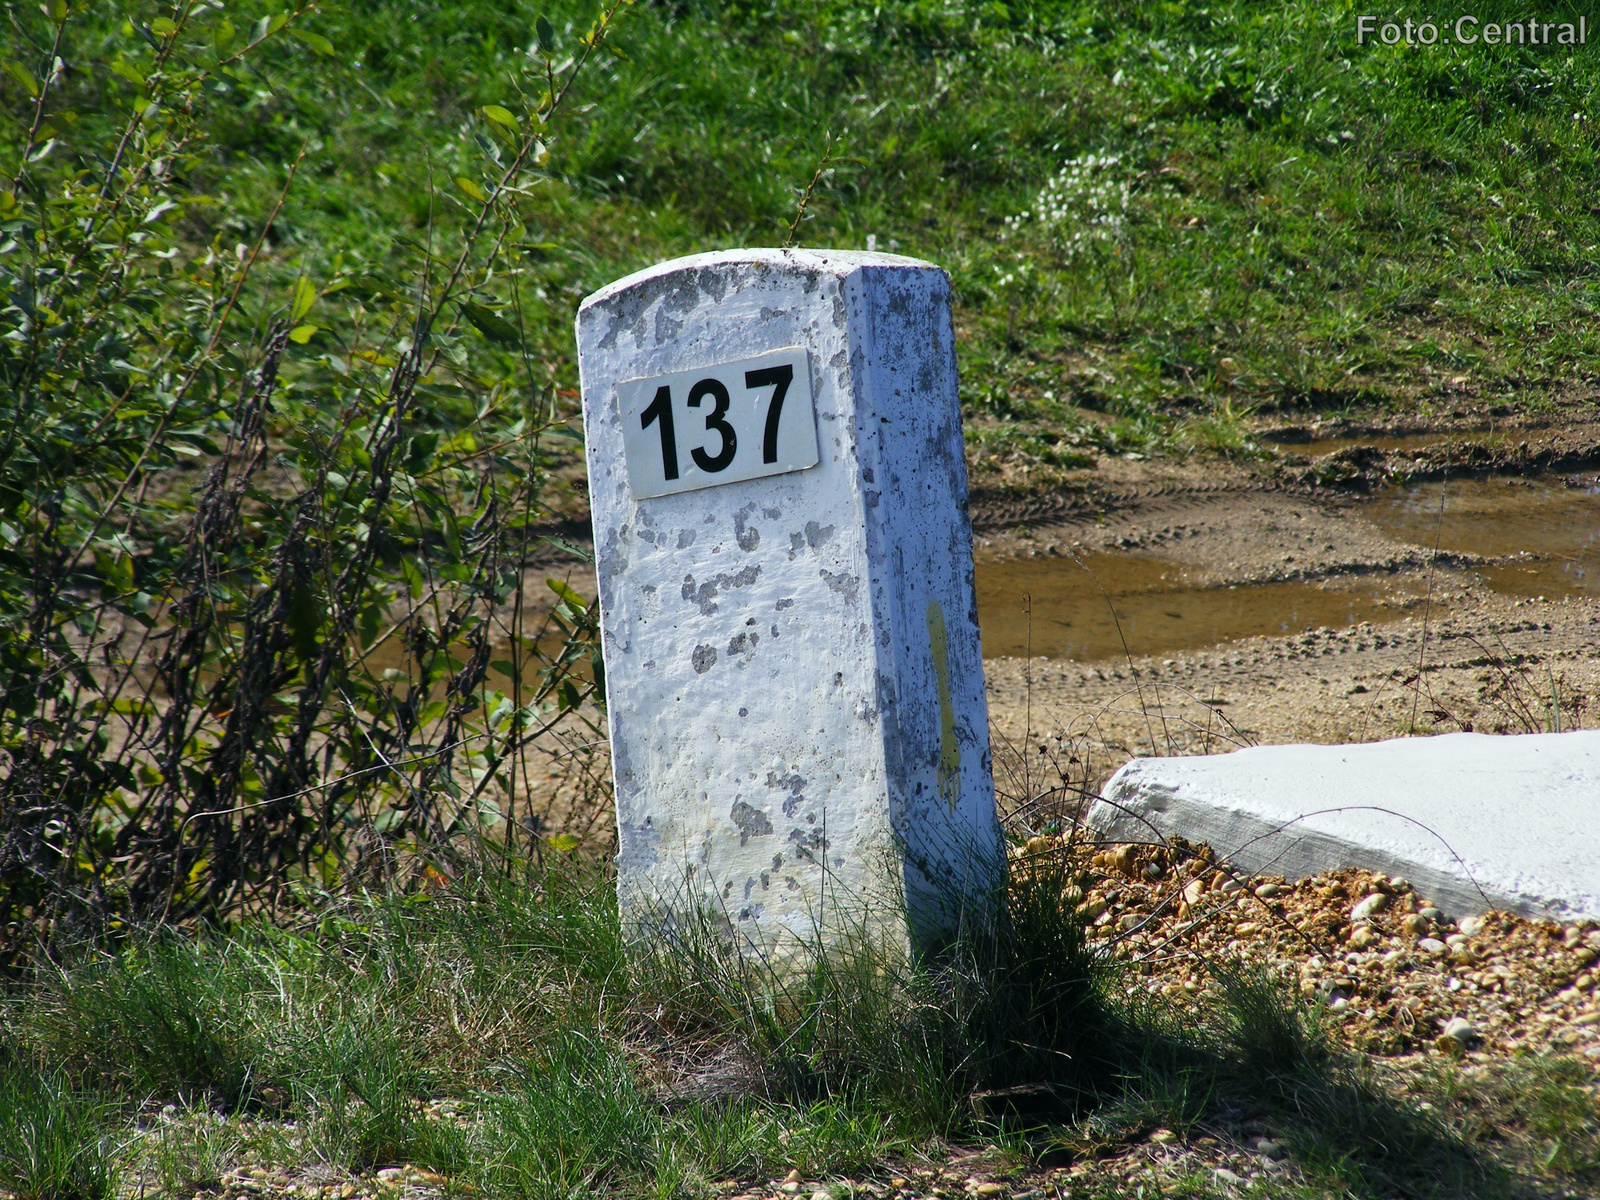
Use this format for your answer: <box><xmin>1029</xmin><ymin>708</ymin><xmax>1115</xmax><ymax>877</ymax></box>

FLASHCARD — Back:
<box><xmin>0</xmin><ymin>1059</ymin><xmax>116</xmax><ymax>1200</ymax></box>
<box><xmin>488</xmin><ymin>1033</ymin><xmax>658</xmax><ymax>1200</ymax></box>
<box><xmin>1207</xmin><ymin>958</ymin><xmax>1329</xmax><ymax>1083</ymax></box>
<box><xmin>32</xmin><ymin>935</ymin><xmax>264</xmax><ymax>1111</ymax></box>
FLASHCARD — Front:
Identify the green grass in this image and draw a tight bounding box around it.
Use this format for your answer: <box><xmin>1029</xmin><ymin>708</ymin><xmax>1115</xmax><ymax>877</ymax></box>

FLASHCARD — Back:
<box><xmin>8</xmin><ymin>0</ymin><xmax>1598</xmax><ymax>498</ymax></box>
<box><xmin>0</xmin><ymin>1061</ymin><xmax>116</xmax><ymax>1200</ymax></box>
<box><xmin>3</xmin><ymin>854</ymin><xmax>1596</xmax><ymax>1199</ymax></box>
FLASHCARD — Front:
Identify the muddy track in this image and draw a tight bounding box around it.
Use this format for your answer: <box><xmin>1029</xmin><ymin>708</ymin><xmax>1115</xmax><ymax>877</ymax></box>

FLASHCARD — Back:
<box><xmin>969</xmin><ymin>473</ymin><xmax>1319</xmax><ymax>533</ymax></box>
<box><xmin>979</xmin><ymin>403</ymin><xmax>1600</xmax><ymax>771</ymax></box>
<box><xmin>1273</xmin><ymin>434</ymin><xmax>1600</xmax><ymax>494</ymax></box>
<box><xmin>972</xmin><ymin>410</ymin><xmax>1600</xmax><ymax>536</ymax></box>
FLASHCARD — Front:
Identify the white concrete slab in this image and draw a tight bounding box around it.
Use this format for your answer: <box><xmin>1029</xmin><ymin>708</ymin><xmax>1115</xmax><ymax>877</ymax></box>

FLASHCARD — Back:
<box><xmin>577</xmin><ymin>249</ymin><xmax>1002</xmax><ymax>952</ymax></box>
<box><xmin>1088</xmin><ymin>730</ymin><xmax>1600</xmax><ymax>921</ymax></box>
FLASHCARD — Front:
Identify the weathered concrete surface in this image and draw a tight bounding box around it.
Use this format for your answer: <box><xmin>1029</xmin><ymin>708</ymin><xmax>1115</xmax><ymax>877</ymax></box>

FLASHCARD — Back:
<box><xmin>1089</xmin><ymin>730</ymin><xmax>1600</xmax><ymax>921</ymax></box>
<box><xmin>577</xmin><ymin>249</ymin><xmax>1002</xmax><ymax>951</ymax></box>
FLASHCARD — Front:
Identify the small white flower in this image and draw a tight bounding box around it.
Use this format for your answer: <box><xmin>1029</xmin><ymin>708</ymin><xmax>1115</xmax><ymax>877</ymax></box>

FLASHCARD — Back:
<box><xmin>1010</xmin><ymin>152</ymin><xmax>1130</xmax><ymax>258</ymax></box>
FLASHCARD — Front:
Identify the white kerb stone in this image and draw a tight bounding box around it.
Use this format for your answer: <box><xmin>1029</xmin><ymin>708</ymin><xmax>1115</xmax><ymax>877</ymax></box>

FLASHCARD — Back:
<box><xmin>577</xmin><ymin>248</ymin><xmax>1002</xmax><ymax>951</ymax></box>
<box><xmin>1088</xmin><ymin>730</ymin><xmax>1600</xmax><ymax>920</ymax></box>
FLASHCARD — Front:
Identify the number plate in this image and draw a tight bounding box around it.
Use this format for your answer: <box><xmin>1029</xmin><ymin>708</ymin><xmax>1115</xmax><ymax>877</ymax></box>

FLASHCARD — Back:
<box><xmin>618</xmin><ymin>347</ymin><xmax>819</xmax><ymax>500</ymax></box>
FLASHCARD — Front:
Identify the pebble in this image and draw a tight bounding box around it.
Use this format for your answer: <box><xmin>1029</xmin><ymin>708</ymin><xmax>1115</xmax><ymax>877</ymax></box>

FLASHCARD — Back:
<box><xmin>1255</xmin><ymin>1138</ymin><xmax>1287</xmax><ymax>1160</ymax></box>
<box><xmin>1150</xmin><ymin>1128</ymin><xmax>1177</xmax><ymax>1144</ymax></box>
<box><xmin>1437</xmin><ymin>1017</ymin><xmax>1477</xmax><ymax>1055</ymax></box>
<box><xmin>1254</xmin><ymin>883</ymin><xmax>1283</xmax><ymax>898</ymax></box>
<box><xmin>1218</xmin><ymin>877</ymin><xmax>1244</xmax><ymax>895</ymax></box>
<box><xmin>1351</xmin><ymin>893</ymin><xmax>1389</xmax><ymax>921</ymax></box>
<box><xmin>1213</xmin><ymin>1167</ymin><xmax>1246</xmax><ymax>1186</ymax></box>
<box><xmin>973</xmin><ymin>1185</ymin><xmax>1005</xmax><ymax>1198</ymax></box>
<box><xmin>1418</xmin><ymin>937</ymin><xmax>1448</xmax><ymax>956</ymax></box>
<box><xmin>812</xmin><ymin>1190</ymin><xmax>833</xmax><ymax>1200</ymax></box>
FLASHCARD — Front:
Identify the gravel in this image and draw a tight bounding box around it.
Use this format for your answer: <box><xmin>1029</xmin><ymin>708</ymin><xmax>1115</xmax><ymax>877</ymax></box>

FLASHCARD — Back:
<box><xmin>1034</xmin><ymin>835</ymin><xmax>1600</xmax><ymax>1061</ymax></box>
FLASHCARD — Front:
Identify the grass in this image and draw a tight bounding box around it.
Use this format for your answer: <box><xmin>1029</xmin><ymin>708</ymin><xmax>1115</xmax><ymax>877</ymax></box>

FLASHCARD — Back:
<box><xmin>8</xmin><ymin>0</ymin><xmax>1599</xmax><ymax>502</ymax></box>
<box><xmin>0</xmin><ymin>852</ymin><xmax>1596</xmax><ymax>1199</ymax></box>
<box><xmin>0</xmin><ymin>1061</ymin><xmax>116</xmax><ymax>1200</ymax></box>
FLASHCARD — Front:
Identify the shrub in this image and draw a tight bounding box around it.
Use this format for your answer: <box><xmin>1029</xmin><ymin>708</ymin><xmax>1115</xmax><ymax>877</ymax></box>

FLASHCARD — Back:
<box><xmin>0</xmin><ymin>2</ymin><xmax>622</xmax><ymax>961</ymax></box>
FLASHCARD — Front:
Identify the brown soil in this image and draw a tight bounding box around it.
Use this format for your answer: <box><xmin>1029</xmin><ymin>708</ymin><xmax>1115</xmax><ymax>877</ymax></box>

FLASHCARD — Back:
<box><xmin>975</xmin><ymin>397</ymin><xmax>1600</xmax><ymax>781</ymax></box>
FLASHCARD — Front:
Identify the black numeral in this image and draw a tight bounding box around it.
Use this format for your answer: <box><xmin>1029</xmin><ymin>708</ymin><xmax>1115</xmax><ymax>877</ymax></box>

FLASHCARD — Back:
<box><xmin>641</xmin><ymin>384</ymin><xmax>678</xmax><ymax>480</ymax></box>
<box><xmin>745</xmin><ymin>363</ymin><xmax>794</xmax><ymax>465</ymax></box>
<box><xmin>687</xmin><ymin>378</ymin><xmax>737</xmax><ymax>472</ymax></box>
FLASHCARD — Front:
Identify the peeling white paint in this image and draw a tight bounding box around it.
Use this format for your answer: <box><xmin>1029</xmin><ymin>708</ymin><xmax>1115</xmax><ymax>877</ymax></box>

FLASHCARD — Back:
<box><xmin>577</xmin><ymin>249</ymin><xmax>1003</xmax><ymax>951</ymax></box>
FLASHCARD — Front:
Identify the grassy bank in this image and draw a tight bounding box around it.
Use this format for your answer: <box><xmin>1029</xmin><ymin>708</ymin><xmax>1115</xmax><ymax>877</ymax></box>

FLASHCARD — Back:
<box><xmin>11</xmin><ymin>0</ymin><xmax>1598</xmax><ymax>492</ymax></box>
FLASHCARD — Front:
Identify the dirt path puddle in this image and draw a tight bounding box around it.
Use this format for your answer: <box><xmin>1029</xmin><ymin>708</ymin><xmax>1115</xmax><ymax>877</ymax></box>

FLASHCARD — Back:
<box><xmin>976</xmin><ymin>473</ymin><xmax>1600</xmax><ymax>661</ymax></box>
<box><xmin>975</xmin><ymin>554</ymin><xmax>1407</xmax><ymax>660</ymax></box>
<box><xmin>1366</xmin><ymin>475</ymin><xmax>1600</xmax><ymax>598</ymax></box>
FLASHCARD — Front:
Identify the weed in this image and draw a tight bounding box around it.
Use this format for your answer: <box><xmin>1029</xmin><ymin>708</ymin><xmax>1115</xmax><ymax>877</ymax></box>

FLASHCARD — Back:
<box><xmin>293</xmin><ymin>1019</ymin><xmax>463</xmax><ymax>1173</ymax></box>
<box><xmin>484</xmin><ymin>1033</ymin><xmax>657</xmax><ymax>1199</ymax></box>
<box><xmin>1207</xmin><ymin>960</ymin><xmax>1329</xmax><ymax>1082</ymax></box>
<box><xmin>140</xmin><ymin>1107</ymin><xmax>242</xmax><ymax>1197</ymax></box>
<box><xmin>1445</xmin><ymin>1055</ymin><xmax>1600</xmax><ymax>1181</ymax></box>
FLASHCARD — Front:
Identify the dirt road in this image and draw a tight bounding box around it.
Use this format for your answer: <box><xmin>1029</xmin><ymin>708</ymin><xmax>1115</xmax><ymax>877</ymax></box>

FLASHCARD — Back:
<box><xmin>976</xmin><ymin>399</ymin><xmax>1600</xmax><ymax>787</ymax></box>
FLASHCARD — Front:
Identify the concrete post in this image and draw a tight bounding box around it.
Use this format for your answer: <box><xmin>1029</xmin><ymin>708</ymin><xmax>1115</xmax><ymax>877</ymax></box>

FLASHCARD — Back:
<box><xmin>577</xmin><ymin>249</ymin><xmax>1001</xmax><ymax>952</ymax></box>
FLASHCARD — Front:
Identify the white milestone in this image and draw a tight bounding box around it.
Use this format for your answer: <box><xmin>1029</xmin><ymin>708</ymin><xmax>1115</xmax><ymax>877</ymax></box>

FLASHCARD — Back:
<box><xmin>577</xmin><ymin>248</ymin><xmax>1002</xmax><ymax>953</ymax></box>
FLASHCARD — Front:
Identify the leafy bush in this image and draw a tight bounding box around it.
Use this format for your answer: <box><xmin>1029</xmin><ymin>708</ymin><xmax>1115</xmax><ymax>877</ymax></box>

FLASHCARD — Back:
<box><xmin>0</xmin><ymin>2</ymin><xmax>618</xmax><ymax>959</ymax></box>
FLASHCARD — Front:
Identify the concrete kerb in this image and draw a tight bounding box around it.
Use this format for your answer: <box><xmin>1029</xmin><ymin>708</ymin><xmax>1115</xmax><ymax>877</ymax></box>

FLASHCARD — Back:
<box><xmin>1086</xmin><ymin>730</ymin><xmax>1600</xmax><ymax>923</ymax></box>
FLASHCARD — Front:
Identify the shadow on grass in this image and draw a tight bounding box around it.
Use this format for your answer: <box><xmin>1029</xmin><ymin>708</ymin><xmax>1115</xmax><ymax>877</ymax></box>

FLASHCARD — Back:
<box><xmin>1196</xmin><ymin>963</ymin><xmax>1524</xmax><ymax>1199</ymax></box>
<box><xmin>996</xmin><ymin>954</ymin><xmax>1571</xmax><ymax>1200</ymax></box>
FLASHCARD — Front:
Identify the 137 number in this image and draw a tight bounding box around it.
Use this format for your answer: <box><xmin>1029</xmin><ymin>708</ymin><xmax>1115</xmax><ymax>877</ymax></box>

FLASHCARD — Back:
<box><xmin>639</xmin><ymin>364</ymin><xmax>793</xmax><ymax>482</ymax></box>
